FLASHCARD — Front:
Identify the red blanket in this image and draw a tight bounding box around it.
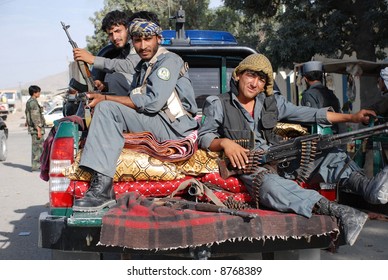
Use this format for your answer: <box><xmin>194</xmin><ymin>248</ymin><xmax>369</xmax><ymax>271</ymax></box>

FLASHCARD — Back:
<box><xmin>99</xmin><ymin>192</ymin><xmax>340</xmax><ymax>250</ymax></box>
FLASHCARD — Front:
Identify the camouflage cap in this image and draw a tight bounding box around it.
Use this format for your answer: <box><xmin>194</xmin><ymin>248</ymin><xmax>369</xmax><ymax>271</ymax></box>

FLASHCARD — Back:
<box><xmin>129</xmin><ymin>18</ymin><xmax>162</xmax><ymax>37</ymax></box>
<box><xmin>233</xmin><ymin>54</ymin><xmax>274</xmax><ymax>96</ymax></box>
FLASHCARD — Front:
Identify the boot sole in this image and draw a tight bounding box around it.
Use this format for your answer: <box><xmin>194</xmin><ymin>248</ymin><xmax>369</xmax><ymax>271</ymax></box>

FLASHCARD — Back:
<box><xmin>72</xmin><ymin>199</ymin><xmax>117</xmax><ymax>212</ymax></box>
<box><xmin>377</xmin><ymin>183</ymin><xmax>388</xmax><ymax>204</ymax></box>
<box><xmin>347</xmin><ymin>212</ymin><xmax>368</xmax><ymax>246</ymax></box>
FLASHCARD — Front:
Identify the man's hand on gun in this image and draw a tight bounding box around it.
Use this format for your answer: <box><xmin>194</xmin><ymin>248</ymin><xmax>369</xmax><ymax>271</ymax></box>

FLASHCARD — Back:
<box><xmin>221</xmin><ymin>139</ymin><xmax>250</xmax><ymax>170</ymax></box>
<box><xmin>73</xmin><ymin>48</ymin><xmax>95</xmax><ymax>65</ymax></box>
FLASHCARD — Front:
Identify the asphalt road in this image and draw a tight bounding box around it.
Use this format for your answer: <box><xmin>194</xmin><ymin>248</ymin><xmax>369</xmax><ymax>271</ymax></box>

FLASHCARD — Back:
<box><xmin>0</xmin><ymin>105</ymin><xmax>387</xmax><ymax>260</ymax></box>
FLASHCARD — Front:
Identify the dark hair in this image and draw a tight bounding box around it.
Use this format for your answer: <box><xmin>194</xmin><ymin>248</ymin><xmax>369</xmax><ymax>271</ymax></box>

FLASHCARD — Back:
<box><xmin>128</xmin><ymin>11</ymin><xmax>160</xmax><ymax>26</ymax></box>
<box><xmin>304</xmin><ymin>70</ymin><xmax>323</xmax><ymax>82</ymax></box>
<box><xmin>28</xmin><ymin>85</ymin><xmax>41</xmax><ymax>96</ymax></box>
<box><xmin>101</xmin><ymin>10</ymin><xmax>130</xmax><ymax>32</ymax></box>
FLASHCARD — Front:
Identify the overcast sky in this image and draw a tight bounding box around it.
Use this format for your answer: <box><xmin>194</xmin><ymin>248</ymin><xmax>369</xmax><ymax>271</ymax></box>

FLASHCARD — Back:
<box><xmin>0</xmin><ymin>0</ymin><xmax>223</xmax><ymax>90</ymax></box>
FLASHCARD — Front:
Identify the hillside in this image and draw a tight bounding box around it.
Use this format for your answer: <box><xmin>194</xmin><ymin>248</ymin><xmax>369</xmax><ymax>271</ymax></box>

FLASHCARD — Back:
<box><xmin>23</xmin><ymin>70</ymin><xmax>69</xmax><ymax>94</ymax></box>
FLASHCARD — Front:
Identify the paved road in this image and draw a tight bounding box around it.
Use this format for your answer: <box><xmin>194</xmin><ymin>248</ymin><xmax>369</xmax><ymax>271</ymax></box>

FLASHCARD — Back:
<box><xmin>0</xmin><ymin>106</ymin><xmax>387</xmax><ymax>260</ymax></box>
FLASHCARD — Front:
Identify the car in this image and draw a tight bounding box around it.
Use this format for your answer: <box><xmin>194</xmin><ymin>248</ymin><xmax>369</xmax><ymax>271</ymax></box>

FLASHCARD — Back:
<box><xmin>0</xmin><ymin>117</ymin><xmax>8</xmax><ymax>161</ymax></box>
<box><xmin>0</xmin><ymin>90</ymin><xmax>17</xmax><ymax>113</ymax></box>
<box><xmin>0</xmin><ymin>102</ymin><xmax>8</xmax><ymax>120</ymax></box>
<box><xmin>43</xmin><ymin>105</ymin><xmax>63</xmax><ymax>127</ymax></box>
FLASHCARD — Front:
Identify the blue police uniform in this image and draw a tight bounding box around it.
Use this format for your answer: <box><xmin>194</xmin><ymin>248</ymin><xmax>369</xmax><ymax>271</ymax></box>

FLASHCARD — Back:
<box><xmin>198</xmin><ymin>91</ymin><xmax>363</xmax><ymax>218</ymax></box>
<box><xmin>80</xmin><ymin>48</ymin><xmax>198</xmax><ymax>178</ymax></box>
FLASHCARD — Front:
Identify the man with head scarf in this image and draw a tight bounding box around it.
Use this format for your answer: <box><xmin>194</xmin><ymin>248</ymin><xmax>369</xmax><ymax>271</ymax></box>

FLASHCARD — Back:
<box><xmin>73</xmin><ymin>11</ymin><xmax>198</xmax><ymax>212</ymax></box>
<box><xmin>367</xmin><ymin>67</ymin><xmax>388</xmax><ymax>117</ymax></box>
<box><xmin>198</xmin><ymin>53</ymin><xmax>388</xmax><ymax>246</ymax></box>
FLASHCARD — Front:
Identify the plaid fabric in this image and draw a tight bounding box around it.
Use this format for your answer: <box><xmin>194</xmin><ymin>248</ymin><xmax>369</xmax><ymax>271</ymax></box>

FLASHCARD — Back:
<box><xmin>99</xmin><ymin>192</ymin><xmax>339</xmax><ymax>250</ymax></box>
<box><xmin>129</xmin><ymin>18</ymin><xmax>162</xmax><ymax>37</ymax></box>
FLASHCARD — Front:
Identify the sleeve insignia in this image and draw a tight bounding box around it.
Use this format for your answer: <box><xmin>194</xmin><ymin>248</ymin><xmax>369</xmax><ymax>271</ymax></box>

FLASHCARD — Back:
<box><xmin>157</xmin><ymin>67</ymin><xmax>170</xmax><ymax>81</ymax></box>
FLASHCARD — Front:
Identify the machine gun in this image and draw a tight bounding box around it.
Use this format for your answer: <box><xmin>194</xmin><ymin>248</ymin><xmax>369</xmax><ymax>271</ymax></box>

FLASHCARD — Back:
<box><xmin>61</xmin><ymin>21</ymin><xmax>95</xmax><ymax>92</ymax></box>
<box><xmin>218</xmin><ymin>122</ymin><xmax>388</xmax><ymax>181</ymax></box>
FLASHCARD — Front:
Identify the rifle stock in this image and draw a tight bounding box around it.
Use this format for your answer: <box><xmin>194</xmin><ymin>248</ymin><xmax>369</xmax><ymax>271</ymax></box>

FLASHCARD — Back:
<box><xmin>218</xmin><ymin>122</ymin><xmax>388</xmax><ymax>179</ymax></box>
<box><xmin>61</xmin><ymin>21</ymin><xmax>95</xmax><ymax>92</ymax></box>
<box><xmin>152</xmin><ymin>197</ymin><xmax>257</xmax><ymax>219</ymax></box>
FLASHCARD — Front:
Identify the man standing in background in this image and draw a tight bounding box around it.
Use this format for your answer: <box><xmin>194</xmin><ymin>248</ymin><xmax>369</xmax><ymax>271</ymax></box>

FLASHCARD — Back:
<box><xmin>25</xmin><ymin>85</ymin><xmax>45</xmax><ymax>172</ymax></box>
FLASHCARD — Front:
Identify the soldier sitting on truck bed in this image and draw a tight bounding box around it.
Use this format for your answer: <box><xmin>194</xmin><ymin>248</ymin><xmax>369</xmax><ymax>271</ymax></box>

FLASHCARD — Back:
<box><xmin>73</xmin><ymin>10</ymin><xmax>140</xmax><ymax>95</ymax></box>
<box><xmin>198</xmin><ymin>53</ymin><xmax>388</xmax><ymax>246</ymax></box>
<box><xmin>72</xmin><ymin>11</ymin><xmax>199</xmax><ymax>212</ymax></box>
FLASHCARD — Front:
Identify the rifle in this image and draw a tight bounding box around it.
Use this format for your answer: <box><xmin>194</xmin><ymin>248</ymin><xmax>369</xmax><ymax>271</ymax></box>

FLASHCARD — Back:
<box><xmin>218</xmin><ymin>122</ymin><xmax>388</xmax><ymax>181</ymax></box>
<box><xmin>61</xmin><ymin>21</ymin><xmax>95</xmax><ymax>92</ymax></box>
<box><xmin>151</xmin><ymin>197</ymin><xmax>258</xmax><ymax>219</ymax></box>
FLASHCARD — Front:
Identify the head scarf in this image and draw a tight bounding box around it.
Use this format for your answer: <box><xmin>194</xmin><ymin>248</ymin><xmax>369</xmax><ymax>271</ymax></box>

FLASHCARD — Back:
<box><xmin>380</xmin><ymin>67</ymin><xmax>388</xmax><ymax>90</ymax></box>
<box><xmin>129</xmin><ymin>18</ymin><xmax>162</xmax><ymax>37</ymax></box>
<box><xmin>233</xmin><ymin>54</ymin><xmax>274</xmax><ymax>96</ymax></box>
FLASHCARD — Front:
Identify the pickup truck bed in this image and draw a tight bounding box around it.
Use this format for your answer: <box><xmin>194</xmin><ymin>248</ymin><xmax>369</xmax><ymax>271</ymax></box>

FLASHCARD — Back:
<box><xmin>38</xmin><ymin>30</ymin><xmax>346</xmax><ymax>260</ymax></box>
<box><xmin>39</xmin><ymin>194</ymin><xmax>341</xmax><ymax>259</ymax></box>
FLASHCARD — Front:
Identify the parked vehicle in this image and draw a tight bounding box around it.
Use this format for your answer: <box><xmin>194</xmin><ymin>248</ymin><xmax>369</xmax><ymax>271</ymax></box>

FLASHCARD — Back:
<box><xmin>0</xmin><ymin>90</ymin><xmax>17</xmax><ymax>113</ymax></box>
<box><xmin>0</xmin><ymin>102</ymin><xmax>8</xmax><ymax>121</ymax></box>
<box><xmin>43</xmin><ymin>105</ymin><xmax>63</xmax><ymax>127</ymax></box>
<box><xmin>0</xmin><ymin>117</ymin><xmax>8</xmax><ymax>161</ymax></box>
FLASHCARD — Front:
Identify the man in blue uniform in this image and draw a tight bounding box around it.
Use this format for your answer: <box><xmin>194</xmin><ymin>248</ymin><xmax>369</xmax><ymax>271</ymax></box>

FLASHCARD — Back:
<box><xmin>301</xmin><ymin>61</ymin><xmax>342</xmax><ymax>133</ymax></box>
<box><xmin>198</xmin><ymin>54</ymin><xmax>388</xmax><ymax>246</ymax></box>
<box><xmin>73</xmin><ymin>10</ymin><xmax>141</xmax><ymax>94</ymax></box>
<box><xmin>73</xmin><ymin>12</ymin><xmax>198</xmax><ymax>211</ymax></box>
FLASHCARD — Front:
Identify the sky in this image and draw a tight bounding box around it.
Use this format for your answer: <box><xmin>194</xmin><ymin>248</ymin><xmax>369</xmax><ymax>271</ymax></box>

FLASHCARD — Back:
<box><xmin>0</xmin><ymin>0</ymin><xmax>223</xmax><ymax>90</ymax></box>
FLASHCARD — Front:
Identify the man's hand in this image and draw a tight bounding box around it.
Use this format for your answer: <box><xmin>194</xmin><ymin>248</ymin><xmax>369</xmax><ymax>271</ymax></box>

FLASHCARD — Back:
<box><xmin>73</xmin><ymin>48</ymin><xmax>95</xmax><ymax>65</ymax></box>
<box><xmin>86</xmin><ymin>93</ymin><xmax>105</xmax><ymax>108</ymax></box>
<box><xmin>351</xmin><ymin>109</ymin><xmax>376</xmax><ymax>125</ymax></box>
<box><xmin>220</xmin><ymin>139</ymin><xmax>250</xmax><ymax>169</ymax></box>
<box><xmin>94</xmin><ymin>80</ymin><xmax>106</xmax><ymax>92</ymax></box>
<box><xmin>37</xmin><ymin>127</ymin><xmax>42</xmax><ymax>140</ymax></box>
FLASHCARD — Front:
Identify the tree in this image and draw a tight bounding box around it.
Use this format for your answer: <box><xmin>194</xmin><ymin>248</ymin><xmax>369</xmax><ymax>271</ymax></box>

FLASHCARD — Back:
<box><xmin>224</xmin><ymin>0</ymin><xmax>388</xmax><ymax>70</ymax></box>
<box><xmin>85</xmin><ymin>0</ymin><xmax>213</xmax><ymax>54</ymax></box>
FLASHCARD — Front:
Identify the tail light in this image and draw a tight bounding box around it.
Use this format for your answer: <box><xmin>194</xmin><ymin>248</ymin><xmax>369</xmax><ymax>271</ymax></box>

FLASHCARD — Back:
<box><xmin>49</xmin><ymin>137</ymin><xmax>74</xmax><ymax>208</ymax></box>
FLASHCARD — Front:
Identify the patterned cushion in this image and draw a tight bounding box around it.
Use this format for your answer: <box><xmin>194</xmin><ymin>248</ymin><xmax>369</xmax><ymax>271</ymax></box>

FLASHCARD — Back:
<box><xmin>63</xmin><ymin>149</ymin><xmax>220</xmax><ymax>182</ymax></box>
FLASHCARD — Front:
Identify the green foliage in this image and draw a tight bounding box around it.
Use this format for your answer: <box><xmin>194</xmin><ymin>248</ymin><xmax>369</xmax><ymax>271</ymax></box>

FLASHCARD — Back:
<box><xmin>224</xmin><ymin>0</ymin><xmax>388</xmax><ymax>70</ymax></box>
<box><xmin>86</xmin><ymin>0</ymin><xmax>213</xmax><ymax>54</ymax></box>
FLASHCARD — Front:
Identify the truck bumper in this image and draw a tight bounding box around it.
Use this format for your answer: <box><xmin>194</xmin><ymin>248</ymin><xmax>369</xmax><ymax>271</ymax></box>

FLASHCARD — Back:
<box><xmin>38</xmin><ymin>211</ymin><xmax>344</xmax><ymax>257</ymax></box>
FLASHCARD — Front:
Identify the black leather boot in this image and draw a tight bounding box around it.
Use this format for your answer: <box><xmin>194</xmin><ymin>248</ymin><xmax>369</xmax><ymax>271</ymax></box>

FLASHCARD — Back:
<box><xmin>343</xmin><ymin>166</ymin><xmax>388</xmax><ymax>204</ymax></box>
<box><xmin>314</xmin><ymin>197</ymin><xmax>368</xmax><ymax>246</ymax></box>
<box><xmin>73</xmin><ymin>171</ymin><xmax>116</xmax><ymax>212</ymax></box>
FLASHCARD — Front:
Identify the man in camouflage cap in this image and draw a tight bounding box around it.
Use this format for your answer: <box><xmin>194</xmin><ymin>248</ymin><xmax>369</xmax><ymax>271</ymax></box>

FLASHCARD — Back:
<box><xmin>73</xmin><ymin>11</ymin><xmax>198</xmax><ymax>212</ymax></box>
<box><xmin>199</xmin><ymin>53</ymin><xmax>388</xmax><ymax>246</ymax></box>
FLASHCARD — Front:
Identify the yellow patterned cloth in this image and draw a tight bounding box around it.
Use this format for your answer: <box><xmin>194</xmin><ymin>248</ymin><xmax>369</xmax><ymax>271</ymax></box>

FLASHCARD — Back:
<box><xmin>63</xmin><ymin>149</ymin><xmax>220</xmax><ymax>182</ymax></box>
<box><xmin>273</xmin><ymin>122</ymin><xmax>309</xmax><ymax>139</ymax></box>
<box><xmin>232</xmin><ymin>54</ymin><xmax>274</xmax><ymax>96</ymax></box>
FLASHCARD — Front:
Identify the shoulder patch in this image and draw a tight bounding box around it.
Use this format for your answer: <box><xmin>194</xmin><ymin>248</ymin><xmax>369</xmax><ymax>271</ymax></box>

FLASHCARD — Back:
<box><xmin>157</xmin><ymin>67</ymin><xmax>170</xmax><ymax>81</ymax></box>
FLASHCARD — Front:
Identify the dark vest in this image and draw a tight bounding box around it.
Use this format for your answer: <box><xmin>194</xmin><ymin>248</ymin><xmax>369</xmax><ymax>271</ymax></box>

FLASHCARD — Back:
<box><xmin>219</xmin><ymin>92</ymin><xmax>280</xmax><ymax>149</ymax></box>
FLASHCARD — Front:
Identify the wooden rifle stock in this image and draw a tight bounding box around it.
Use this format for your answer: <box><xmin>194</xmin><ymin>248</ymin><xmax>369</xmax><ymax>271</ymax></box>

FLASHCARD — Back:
<box><xmin>61</xmin><ymin>21</ymin><xmax>95</xmax><ymax>92</ymax></box>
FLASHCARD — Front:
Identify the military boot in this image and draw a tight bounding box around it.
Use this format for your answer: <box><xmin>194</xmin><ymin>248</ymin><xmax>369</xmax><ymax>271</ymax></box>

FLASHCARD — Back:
<box><xmin>73</xmin><ymin>171</ymin><xmax>116</xmax><ymax>212</ymax></box>
<box><xmin>314</xmin><ymin>197</ymin><xmax>368</xmax><ymax>246</ymax></box>
<box><xmin>343</xmin><ymin>166</ymin><xmax>388</xmax><ymax>204</ymax></box>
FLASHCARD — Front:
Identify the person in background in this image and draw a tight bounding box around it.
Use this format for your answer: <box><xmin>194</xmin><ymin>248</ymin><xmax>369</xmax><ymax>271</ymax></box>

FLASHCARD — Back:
<box><xmin>198</xmin><ymin>54</ymin><xmax>388</xmax><ymax>246</ymax></box>
<box><xmin>367</xmin><ymin>67</ymin><xmax>388</xmax><ymax>117</ymax></box>
<box><xmin>72</xmin><ymin>11</ymin><xmax>198</xmax><ymax>212</ymax></box>
<box><xmin>301</xmin><ymin>61</ymin><xmax>342</xmax><ymax>133</ymax></box>
<box><xmin>25</xmin><ymin>85</ymin><xmax>45</xmax><ymax>172</ymax></box>
<box><xmin>73</xmin><ymin>10</ymin><xmax>141</xmax><ymax>95</ymax></box>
